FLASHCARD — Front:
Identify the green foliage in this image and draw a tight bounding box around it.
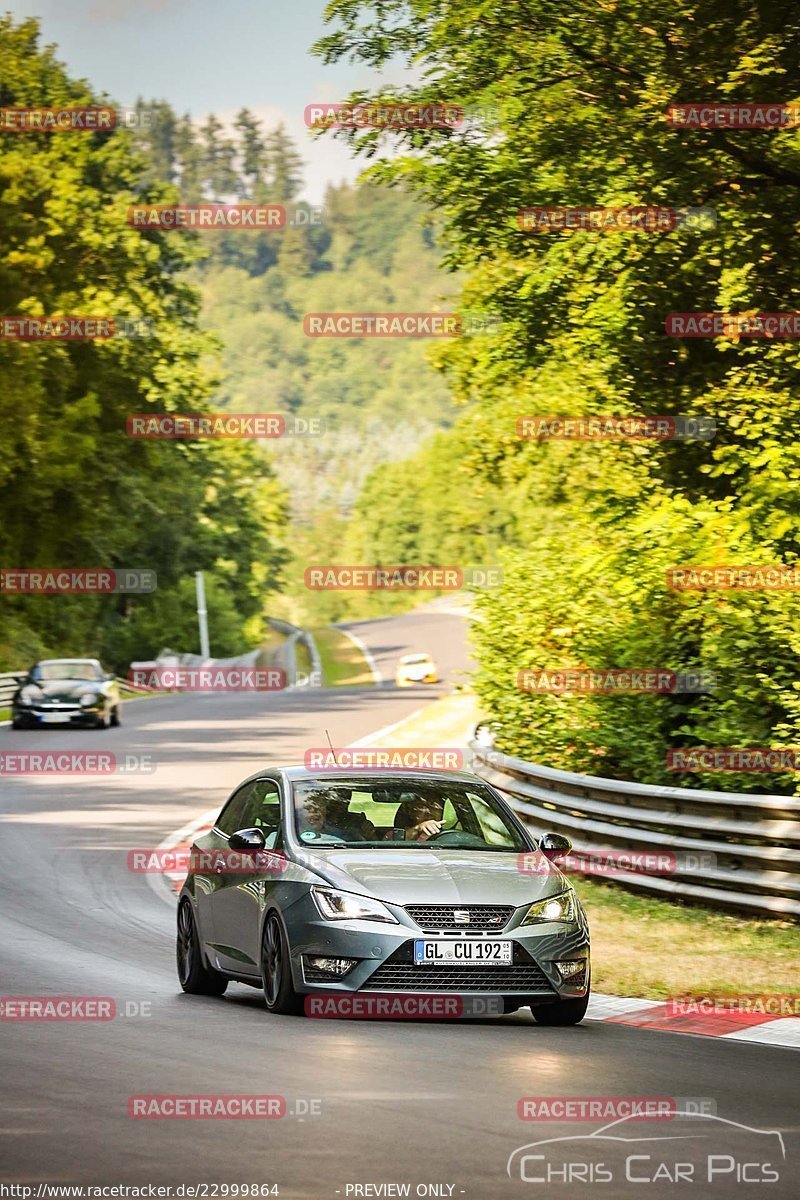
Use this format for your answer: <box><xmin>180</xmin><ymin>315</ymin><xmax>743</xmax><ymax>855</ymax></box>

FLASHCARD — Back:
<box><xmin>196</xmin><ymin>182</ymin><xmax>455</xmax><ymax>525</ymax></box>
<box><xmin>0</xmin><ymin>17</ymin><xmax>287</xmax><ymax>671</ymax></box>
<box><xmin>314</xmin><ymin>0</ymin><xmax>800</xmax><ymax>792</ymax></box>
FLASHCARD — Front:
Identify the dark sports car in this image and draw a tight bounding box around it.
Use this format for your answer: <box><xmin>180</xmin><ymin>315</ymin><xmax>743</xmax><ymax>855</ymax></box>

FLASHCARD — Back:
<box><xmin>11</xmin><ymin>658</ymin><xmax>121</xmax><ymax>730</ymax></box>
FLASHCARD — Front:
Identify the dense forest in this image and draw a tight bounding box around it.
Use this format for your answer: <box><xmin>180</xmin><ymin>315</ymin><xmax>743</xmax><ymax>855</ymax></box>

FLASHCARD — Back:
<box><xmin>310</xmin><ymin>0</ymin><xmax>800</xmax><ymax>793</ymax></box>
<box><xmin>129</xmin><ymin>97</ymin><xmax>458</xmax><ymax>616</ymax></box>
<box><xmin>5</xmin><ymin>3</ymin><xmax>800</xmax><ymax>796</ymax></box>
<box><xmin>0</xmin><ymin>20</ymin><xmax>453</xmax><ymax>668</ymax></box>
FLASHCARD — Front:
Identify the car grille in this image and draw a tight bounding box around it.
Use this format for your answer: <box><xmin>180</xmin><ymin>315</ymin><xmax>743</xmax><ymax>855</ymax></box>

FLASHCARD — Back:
<box><xmin>404</xmin><ymin>904</ymin><xmax>515</xmax><ymax>932</ymax></box>
<box><xmin>366</xmin><ymin>942</ymin><xmax>554</xmax><ymax>994</ymax></box>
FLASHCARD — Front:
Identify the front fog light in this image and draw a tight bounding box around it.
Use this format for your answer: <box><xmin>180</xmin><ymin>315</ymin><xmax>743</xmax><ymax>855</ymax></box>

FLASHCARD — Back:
<box><xmin>305</xmin><ymin>956</ymin><xmax>357</xmax><ymax>977</ymax></box>
<box><xmin>555</xmin><ymin>959</ymin><xmax>588</xmax><ymax>983</ymax></box>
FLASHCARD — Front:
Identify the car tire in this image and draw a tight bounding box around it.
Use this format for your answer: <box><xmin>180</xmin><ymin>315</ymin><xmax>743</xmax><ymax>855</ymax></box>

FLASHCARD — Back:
<box><xmin>110</xmin><ymin>706</ymin><xmax>121</xmax><ymax>727</ymax></box>
<box><xmin>531</xmin><ymin>981</ymin><xmax>590</xmax><ymax>1026</ymax></box>
<box><xmin>11</xmin><ymin>718</ymin><xmax>23</xmax><ymax>730</ymax></box>
<box><xmin>177</xmin><ymin>900</ymin><xmax>228</xmax><ymax>996</ymax></box>
<box><xmin>261</xmin><ymin>911</ymin><xmax>303</xmax><ymax>1016</ymax></box>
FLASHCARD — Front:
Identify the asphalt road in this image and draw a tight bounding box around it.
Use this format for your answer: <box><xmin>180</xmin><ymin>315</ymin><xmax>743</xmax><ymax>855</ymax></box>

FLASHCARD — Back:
<box><xmin>0</xmin><ymin>609</ymin><xmax>797</xmax><ymax>1198</ymax></box>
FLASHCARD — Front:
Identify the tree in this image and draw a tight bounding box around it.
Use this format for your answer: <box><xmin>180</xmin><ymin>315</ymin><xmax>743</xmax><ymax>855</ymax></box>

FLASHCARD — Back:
<box><xmin>265</xmin><ymin>123</ymin><xmax>304</xmax><ymax>202</ymax></box>
<box><xmin>0</xmin><ymin>16</ymin><xmax>288</xmax><ymax>670</ymax></box>
<box><xmin>200</xmin><ymin>112</ymin><xmax>239</xmax><ymax>197</ymax></box>
<box><xmin>173</xmin><ymin>113</ymin><xmax>204</xmax><ymax>200</ymax></box>
<box><xmin>313</xmin><ymin>0</ymin><xmax>800</xmax><ymax>792</ymax></box>
<box><xmin>234</xmin><ymin>107</ymin><xmax>269</xmax><ymax>198</ymax></box>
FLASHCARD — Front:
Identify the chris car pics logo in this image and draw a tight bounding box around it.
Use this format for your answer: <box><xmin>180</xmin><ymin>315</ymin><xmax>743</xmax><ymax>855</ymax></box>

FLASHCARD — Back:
<box><xmin>507</xmin><ymin>1111</ymin><xmax>785</xmax><ymax>1185</ymax></box>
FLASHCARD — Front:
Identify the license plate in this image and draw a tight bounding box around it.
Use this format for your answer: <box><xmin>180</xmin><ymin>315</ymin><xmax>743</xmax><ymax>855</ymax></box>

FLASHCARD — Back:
<box><xmin>40</xmin><ymin>712</ymin><xmax>70</xmax><ymax>724</ymax></box>
<box><xmin>414</xmin><ymin>939</ymin><xmax>512</xmax><ymax>965</ymax></box>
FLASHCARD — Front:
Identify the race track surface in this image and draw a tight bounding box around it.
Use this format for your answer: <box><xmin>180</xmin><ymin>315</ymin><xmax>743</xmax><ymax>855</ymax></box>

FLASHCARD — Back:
<box><xmin>0</xmin><ymin>610</ymin><xmax>796</xmax><ymax>1197</ymax></box>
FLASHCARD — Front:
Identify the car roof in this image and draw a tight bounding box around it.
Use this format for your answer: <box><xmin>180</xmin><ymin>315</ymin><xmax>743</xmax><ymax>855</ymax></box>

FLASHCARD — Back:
<box><xmin>399</xmin><ymin>653</ymin><xmax>432</xmax><ymax>662</ymax></box>
<box><xmin>238</xmin><ymin>765</ymin><xmax>484</xmax><ymax>787</ymax></box>
<box><xmin>37</xmin><ymin>658</ymin><xmax>101</xmax><ymax>664</ymax></box>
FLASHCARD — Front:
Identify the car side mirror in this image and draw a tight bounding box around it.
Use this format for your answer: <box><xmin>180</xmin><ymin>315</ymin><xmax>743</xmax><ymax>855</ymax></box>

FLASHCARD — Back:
<box><xmin>228</xmin><ymin>827</ymin><xmax>267</xmax><ymax>853</ymax></box>
<box><xmin>539</xmin><ymin>833</ymin><xmax>572</xmax><ymax>861</ymax></box>
<box><xmin>104</xmin><ymin>673</ymin><xmax>115</xmax><ymax>681</ymax></box>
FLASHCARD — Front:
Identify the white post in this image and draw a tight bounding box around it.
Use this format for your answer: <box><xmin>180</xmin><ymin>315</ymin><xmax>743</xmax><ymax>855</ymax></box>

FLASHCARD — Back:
<box><xmin>195</xmin><ymin>570</ymin><xmax>210</xmax><ymax>659</ymax></box>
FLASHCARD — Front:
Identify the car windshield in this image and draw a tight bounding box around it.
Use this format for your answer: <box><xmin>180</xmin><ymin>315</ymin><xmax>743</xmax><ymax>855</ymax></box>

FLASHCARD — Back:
<box><xmin>292</xmin><ymin>778</ymin><xmax>529</xmax><ymax>851</ymax></box>
<box><xmin>31</xmin><ymin>661</ymin><xmax>103</xmax><ymax>682</ymax></box>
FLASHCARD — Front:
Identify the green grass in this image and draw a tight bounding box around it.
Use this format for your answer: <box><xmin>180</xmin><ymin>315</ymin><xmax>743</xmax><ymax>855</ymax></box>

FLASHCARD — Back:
<box><xmin>576</xmin><ymin>875</ymin><xmax>800</xmax><ymax>998</ymax></box>
<box><xmin>313</xmin><ymin>626</ymin><xmax>375</xmax><ymax>687</ymax></box>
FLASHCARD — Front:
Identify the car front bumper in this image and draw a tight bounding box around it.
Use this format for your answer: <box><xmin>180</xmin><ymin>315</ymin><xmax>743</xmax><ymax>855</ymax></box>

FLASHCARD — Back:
<box><xmin>12</xmin><ymin>706</ymin><xmax>105</xmax><ymax>727</ymax></box>
<box><xmin>284</xmin><ymin>897</ymin><xmax>590</xmax><ymax>1003</ymax></box>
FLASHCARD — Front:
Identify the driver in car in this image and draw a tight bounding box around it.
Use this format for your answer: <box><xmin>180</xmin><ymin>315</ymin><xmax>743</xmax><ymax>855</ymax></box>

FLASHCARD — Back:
<box><xmin>394</xmin><ymin>795</ymin><xmax>446</xmax><ymax>841</ymax></box>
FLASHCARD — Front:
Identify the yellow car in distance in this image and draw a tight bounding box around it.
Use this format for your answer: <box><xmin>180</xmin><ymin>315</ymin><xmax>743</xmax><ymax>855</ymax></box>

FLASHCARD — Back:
<box><xmin>395</xmin><ymin>653</ymin><xmax>439</xmax><ymax>687</ymax></box>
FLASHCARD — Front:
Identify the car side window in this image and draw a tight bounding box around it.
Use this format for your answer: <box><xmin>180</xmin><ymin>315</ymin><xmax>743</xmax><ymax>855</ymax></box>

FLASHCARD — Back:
<box><xmin>216</xmin><ymin>783</ymin><xmax>256</xmax><ymax>837</ymax></box>
<box><xmin>241</xmin><ymin>779</ymin><xmax>282</xmax><ymax>835</ymax></box>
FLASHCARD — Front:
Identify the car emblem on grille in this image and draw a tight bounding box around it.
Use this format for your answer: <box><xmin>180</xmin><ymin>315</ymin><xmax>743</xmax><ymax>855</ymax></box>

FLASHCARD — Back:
<box><xmin>453</xmin><ymin>910</ymin><xmax>470</xmax><ymax>925</ymax></box>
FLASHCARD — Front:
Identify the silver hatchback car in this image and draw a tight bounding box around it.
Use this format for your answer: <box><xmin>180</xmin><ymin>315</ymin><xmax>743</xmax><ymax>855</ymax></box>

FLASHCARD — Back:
<box><xmin>177</xmin><ymin>767</ymin><xmax>591</xmax><ymax>1023</ymax></box>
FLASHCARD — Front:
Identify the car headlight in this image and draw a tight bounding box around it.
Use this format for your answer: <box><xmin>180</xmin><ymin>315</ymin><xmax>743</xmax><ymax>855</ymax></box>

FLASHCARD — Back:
<box><xmin>521</xmin><ymin>890</ymin><xmax>576</xmax><ymax>925</ymax></box>
<box><xmin>311</xmin><ymin>886</ymin><xmax>399</xmax><ymax>924</ymax></box>
<box><xmin>80</xmin><ymin>693</ymin><xmax>101</xmax><ymax>707</ymax></box>
<box><xmin>17</xmin><ymin>691</ymin><xmax>34</xmax><ymax>707</ymax></box>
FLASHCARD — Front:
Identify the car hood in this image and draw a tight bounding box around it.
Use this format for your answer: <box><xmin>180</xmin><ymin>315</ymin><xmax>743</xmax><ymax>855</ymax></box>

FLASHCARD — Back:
<box><xmin>23</xmin><ymin>680</ymin><xmax>102</xmax><ymax>701</ymax></box>
<box><xmin>301</xmin><ymin>847</ymin><xmax>565</xmax><ymax>907</ymax></box>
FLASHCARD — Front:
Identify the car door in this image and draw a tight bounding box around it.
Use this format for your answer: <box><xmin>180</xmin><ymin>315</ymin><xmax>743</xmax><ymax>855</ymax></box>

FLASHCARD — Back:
<box><xmin>194</xmin><ymin>781</ymin><xmax>255</xmax><ymax>963</ymax></box>
<box><xmin>211</xmin><ymin>777</ymin><xmax>283</xmax><ymax>977</ymax></box>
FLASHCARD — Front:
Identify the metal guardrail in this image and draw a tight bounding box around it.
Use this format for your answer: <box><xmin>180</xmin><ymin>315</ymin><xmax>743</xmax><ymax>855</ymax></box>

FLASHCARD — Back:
<box><xmin>0</xmin><ymin>672</ymin><xmax>26</xmax><ymax>706</ymax></box>
<box><xmin>1</xmin><ymin>621</ymin><xmax>318</xmax><ymax>709</ymax></box>
<box><xmin>470</xmin><ymin>739</ymin><xmax>800</xmax><ymax>919</ymax></box>
<box><xmin>266</xmin><ymin>619</ymin><xmax>322</xmax><ymax>688</ymax></box>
